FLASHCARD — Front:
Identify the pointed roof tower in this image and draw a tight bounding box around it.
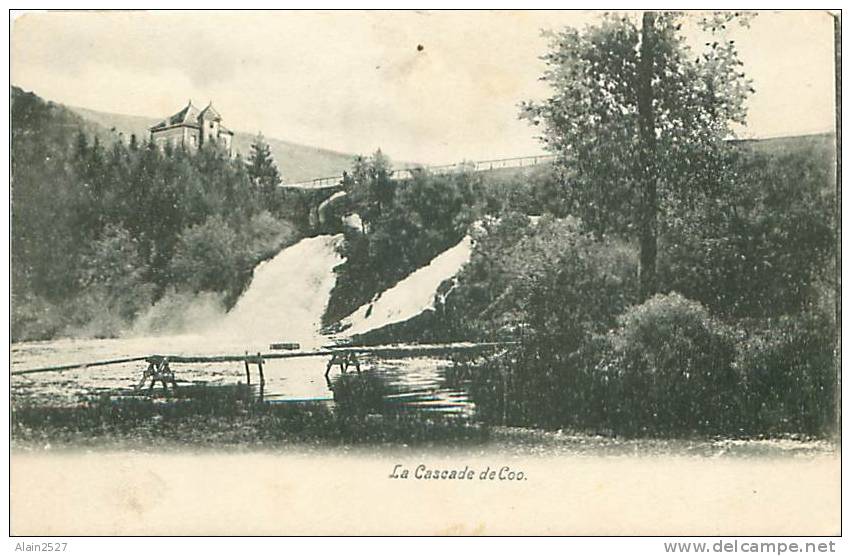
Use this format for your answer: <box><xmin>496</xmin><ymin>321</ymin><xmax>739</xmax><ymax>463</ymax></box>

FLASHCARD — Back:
<box><xmin>149</xmin><ymin>100</ymin><xmax>201</xmax><ymax>131</ymax></box>
<box><xmin>199</xmin><ymin>102</ymin><xmax>223</xmax><ymax>121</ymax></box>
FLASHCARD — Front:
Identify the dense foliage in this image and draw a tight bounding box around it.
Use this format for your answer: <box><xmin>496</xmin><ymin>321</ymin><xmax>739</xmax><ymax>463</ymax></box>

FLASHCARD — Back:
<box><xmin>323</xmin><ymin>152</ymin><xmax>569</xmax><ymax>329</ymax></box>
<box><xmin>11</xmin><ymin>87</ymin><xmax>301</xmax><ymax>340</ymax></box>
<box><xmin>464</xmin><ymin>287</ymin><xmax>835</xmax><ymax>437</ymax></box>
<box><xmin>736</xmin><ymin>310</ymin><xmax>837</xmax><ymax>436</ymax></box>
<box><xmin>323</xmin><ymin>153</ymin><xmax>485</xmax><ymax>326</ymax></box>
<box><xmin>658</xmin><ymin>137</ymin><xmax>836</xmax><ymax>317</ymax></box>
<box><xmin>444</xmin><ymin>216</ymin><xmax>640</xmax><ymax>429</ymax></box>
<box><xmin>323</xmin><ymin>124</ymin><xmax>836</xmax><ymax>438</ymax></box>
<box><xmin>423</xmin><ymin>12</ymin><xmax>838</xmax><ymax>438</ymax></box>
<box><xmin>520</xmin><ymin>12</ymin><xmax>754</xmax><ymax>298</ymax></box>
<box><xmin>441</xmin><ymin>140</ymin><xmax>836</xmax><ymax>435</ymax></box>
<box><xmin>441</xmin><ymin>214</ymin><xmax>638</xmax><ymax>341</ymax></box>
<box><xmin>601</xmin><ymin>294</ymin><xmax>739</xmax><ymax>435</ymax></box>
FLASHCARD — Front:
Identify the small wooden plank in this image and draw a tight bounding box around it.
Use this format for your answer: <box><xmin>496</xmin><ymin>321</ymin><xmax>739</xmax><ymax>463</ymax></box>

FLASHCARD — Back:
<box><xmin>269</xmin><ymin>342</ymin><xmax>300</xmax><ymax>351</ymax></box>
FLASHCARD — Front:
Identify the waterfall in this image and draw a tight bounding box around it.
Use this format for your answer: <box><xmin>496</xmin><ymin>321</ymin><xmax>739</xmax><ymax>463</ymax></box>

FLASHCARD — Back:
<box><xmin>338</xmin><ymin>235</ymin><xmax>473</xmax><ymax>338</ymax></box>
<box><xmin>212</xmin><ymin>234</ymin><xmax>344</xmax><ymax>349</ymax></box>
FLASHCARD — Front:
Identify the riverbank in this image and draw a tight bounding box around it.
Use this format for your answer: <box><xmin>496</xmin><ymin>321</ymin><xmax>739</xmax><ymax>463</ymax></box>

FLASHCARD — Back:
<box><xmin>11</xmin><ymin>384</ymin><xmax>835</xmax><ymax>458</ymax></box>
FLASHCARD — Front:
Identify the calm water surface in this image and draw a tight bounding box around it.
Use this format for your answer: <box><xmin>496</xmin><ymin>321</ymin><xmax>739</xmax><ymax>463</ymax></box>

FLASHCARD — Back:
<box><xmin>11</xmin><ymin>337</ymin><xmax>477</xmax><ymax>416</ymax></box>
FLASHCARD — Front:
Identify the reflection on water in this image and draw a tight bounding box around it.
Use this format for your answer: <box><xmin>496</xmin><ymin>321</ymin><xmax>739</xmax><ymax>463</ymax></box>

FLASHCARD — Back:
<box><xmin>12</xmin><ymin>343</ymin><xmax>477</xmax><ymax>418</ymax></box>
<box><xmin>328</xmin><ymin>357</ymin><xmax>475</xmax><ymax>417</ymax></box>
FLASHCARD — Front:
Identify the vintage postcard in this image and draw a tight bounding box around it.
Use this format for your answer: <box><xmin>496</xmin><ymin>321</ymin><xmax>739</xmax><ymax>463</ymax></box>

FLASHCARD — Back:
<box><xmin>8</xmin><ymin>9</ymin><xmax>841</xmax><ymax>537</ymax></box>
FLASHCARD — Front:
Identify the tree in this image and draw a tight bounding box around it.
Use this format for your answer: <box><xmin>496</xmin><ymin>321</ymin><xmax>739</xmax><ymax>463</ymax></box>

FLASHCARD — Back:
<box><xmin>10</xmin><ymin>87</ymin><xmax>309</xmax><ymax>340</ymax></box>
<box><xmin>343</xmin><ymin>149</ymin><xmax>394</xmax><ymax>234</ymax></box>
<box><xmin>247</xmin><ymin>133</ymin><xmax>285</xmax><ymax>217</ymax></box>
<box><xmin>169</xmin><ymin>215</ymin><xmax>243</xmax><ymax>295</ymax></box>
<box><xmin>78</xmin><ymin>224</ymin><xmax>156</xmax><ymax>322</ymax></box>
<box><xmin>658</xmin><ymin>139</ymin><xmax>837</xmax><ymax>317</ymax></box>
<box><xmin>520</xmin><ymin>11</ymin><xmax>753</xmax><ymax>300</ymax></box>
<box><xmin>247</xmin><ymin>133</ymin><xmax>282</xmax><ymax>192</ymax></box>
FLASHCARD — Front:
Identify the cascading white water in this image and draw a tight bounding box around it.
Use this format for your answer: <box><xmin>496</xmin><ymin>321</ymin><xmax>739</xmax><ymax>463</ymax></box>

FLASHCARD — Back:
<box><xmin>339</xmin><ymin>235</ymin><xmax>473</xmax><ymax>337</ymax></box>
<box><xmin>11</xmin><ymin>232</ymin><xmax>476</xmax><ymax>404</ymax></box>
<box><xmin>212</xmin><ymin>234</ymin><xmax>344</xmax><ymax>349</ymax></box>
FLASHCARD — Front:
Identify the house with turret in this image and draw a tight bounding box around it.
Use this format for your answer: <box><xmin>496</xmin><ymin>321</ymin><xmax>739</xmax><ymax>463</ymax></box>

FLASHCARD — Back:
<box><xmin>149</xmin><ymin>101</ymin><xmax>234</xmax><ymax>154</ymax></box>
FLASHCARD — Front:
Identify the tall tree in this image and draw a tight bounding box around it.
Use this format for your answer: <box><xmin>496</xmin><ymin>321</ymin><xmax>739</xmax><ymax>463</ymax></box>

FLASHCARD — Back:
<box><xmin>247</xmin><ymin>133</ymin><xmax>282</xmax><ymax>192</ymax></box>
<box><xmin>343</xmin><ymin>149</ymin><xmax>395</xmax><ymax>234</ymax></box>
<box><xmin>520</xmin><ymin>11</ymin><xmax>753</xmax><ymax>300</ymax></box>
<box><xmin>636</xmin><ymin>12</ymin><xmax>659</xmax><ymax>298</ymax></box>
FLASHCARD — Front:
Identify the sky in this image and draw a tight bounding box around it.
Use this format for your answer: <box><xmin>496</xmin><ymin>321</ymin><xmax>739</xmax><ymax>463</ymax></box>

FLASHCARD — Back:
<box><xmin>11</xmin><ymin>10</ymin><xmax>837</xmax><ymax>166</ymax></box>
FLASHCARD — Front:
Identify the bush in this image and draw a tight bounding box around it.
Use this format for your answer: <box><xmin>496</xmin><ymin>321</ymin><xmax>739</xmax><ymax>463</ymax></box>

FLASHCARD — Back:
<box><xmin>468</xmin><ymin>291</ymin><xmax>837</xmax><ymax>439</ymax></box>
<box><xmin>601</xmin><ymin>293</ymin><xmax>739</xmax><ymax>436</ymax></box>
<box><xmin>11</xmin><ymin>291</ymin><xmax>68</xmax><ymax>342</ymax></box>
<box><xmin>737</xmin><ymin>310</ymin><xmax>837</xmax><ymax>437</ymax></box>
<box><xmin>658</xmin><ymin>145</ymin><xmax>836</xmax><ymax>318</ymax></box>
<box><xmin>168</xmin><ymin>212</ymin><xmax>303</xmax><ymax>310</ymax></box>
<box><xmin>456</xmin><ymin>216</ymin><xmax>638</xmax><ymax>429</ymax></box>
<box><xmin>438</xmin><ymin>212</ymin><xmax>536</xmax><ymax>340</ymax></box>
<box><xmin>330</xmin><ymin>373</ymin><xmax>389</xmax><ymax>417</ymax></box>
<box><xmin>60</xmin><ymin>224</ymin><xmax>157</xmax><ymax>337</ymax></box>
<box><xmin>238</xmin><ymin>210</ymin><xmax>299</xmax><ymax>262</ymax></box>
<box><xmin>169</xmin><ymin>216</ymin><xmax>243</xmax><ymax>295</ymax></box>
<box><xmin>446</xmin><ymin>214</ymin><xmax>638</xmax><ymax>344</ymax></box>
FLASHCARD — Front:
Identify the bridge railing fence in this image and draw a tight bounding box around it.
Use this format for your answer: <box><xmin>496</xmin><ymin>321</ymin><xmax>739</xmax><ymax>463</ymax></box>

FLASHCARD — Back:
<box><xmin>279</xmin><ymin>153</ymin><xmax>558</xmax><ymax>190</ymax></box>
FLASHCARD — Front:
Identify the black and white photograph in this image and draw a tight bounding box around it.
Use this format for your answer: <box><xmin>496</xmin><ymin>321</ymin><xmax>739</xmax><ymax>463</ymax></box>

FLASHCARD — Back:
<box><xmin>8</xmin><ymin>9</ymin><xmax>841</xmax><ymax>538</ymax></box>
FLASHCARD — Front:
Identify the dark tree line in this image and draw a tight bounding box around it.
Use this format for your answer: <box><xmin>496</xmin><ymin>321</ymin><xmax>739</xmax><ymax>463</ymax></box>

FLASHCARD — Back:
<box><xmin>11</xmin><ymin>87</ymin><xmax>304</xmax><ymax>340</ymax></box>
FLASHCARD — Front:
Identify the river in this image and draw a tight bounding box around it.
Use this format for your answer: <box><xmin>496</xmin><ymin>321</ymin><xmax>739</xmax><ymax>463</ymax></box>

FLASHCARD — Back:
<box><xmin>11</xmin><ymin>234</ymin><xmax>477</xmax><ymax>415</ymax></box>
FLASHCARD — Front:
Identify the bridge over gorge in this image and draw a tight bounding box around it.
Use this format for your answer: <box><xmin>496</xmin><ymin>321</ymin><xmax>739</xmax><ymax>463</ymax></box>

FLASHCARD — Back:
<box><xmin>280</xmin><ymin>153</ymin><xmax>558</xmax><ymax>190</ymax></box>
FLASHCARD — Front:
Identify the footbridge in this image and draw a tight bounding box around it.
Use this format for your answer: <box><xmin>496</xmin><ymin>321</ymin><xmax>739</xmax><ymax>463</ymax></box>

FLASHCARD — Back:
<box><xmin>12</xmin><ymin>342</ymin><xmax>516</xmax><ymax>399</ymax></box>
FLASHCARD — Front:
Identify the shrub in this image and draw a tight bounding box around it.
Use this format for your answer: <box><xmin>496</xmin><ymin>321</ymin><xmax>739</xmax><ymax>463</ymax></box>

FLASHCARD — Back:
<box><xmin>457</xmin><ymin>216</ymin><xmax>639</xmax><ymax>429</ymax></box>
<box><xmin>11</xmin><ymin>291</ymin><xmax>68</xmax><ymax>342</ymax></box>
<box><xmin>737</xmin><ymin>310</ymin><xmax>837</xmax><ymax>437</ymax></box>
<box><xmin>330</xmin><ymin>373</ymin><xmax>389</xmax><ymax>417</ymax></box>
<box><xmin>168</xmin><ymin>215</ymin><xmax>243</xmax><ymax>294</ymax></box>
<box><xmin>658</xmin><ymin>145</ymin><xmax>836</xmax><ymax>319</ymax></box>
<box><xmin>445</xmin><ymin>214</ymin><xmax>638</xmax><ymax>343</ymax></box>
<box><xmin>238</xmin><ymin>210</ymin><xmax>299</xmax><ymax>262</ymax></box>
<box><xmin>601</xmin><ymin>293</ymin><xmax>739</xmax><ymax>436</ymax></box>
<box><xmin>67</xmin><ymin>224</ymin><xmax>157</xmax><ymax>337</ymax></box>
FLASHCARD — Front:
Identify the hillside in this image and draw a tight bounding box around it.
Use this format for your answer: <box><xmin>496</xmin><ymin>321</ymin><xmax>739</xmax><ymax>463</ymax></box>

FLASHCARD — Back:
<box><xmin>733</xmin><ymin>131</ymin><xmax>835</xmax><ymax>153</ymax></box>
<box><xmin>732</xmin><ymin>132</ymin><xmax>837</xmax><ymax>172</ymax></box>
<box><xmin>10</xmin><ymin>87</ymin><xmax>117</xmax><ymax>149</ymax></box>
<box><xmin>11</xmin><ymin>84</ymin><xmax>309</xmax><ymax>341</ymax></box>
<box><xmin>67</xmin><ymin>104</ymin><xmax>361</xmax><ymax>183</ymax></box>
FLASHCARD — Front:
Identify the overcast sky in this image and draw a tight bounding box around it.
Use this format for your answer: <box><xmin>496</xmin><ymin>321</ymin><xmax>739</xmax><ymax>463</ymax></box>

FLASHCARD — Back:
<box><xmin>11</xmin><ymin>10</ymin><xmax>837</xmax><ymax>165</ymax></box>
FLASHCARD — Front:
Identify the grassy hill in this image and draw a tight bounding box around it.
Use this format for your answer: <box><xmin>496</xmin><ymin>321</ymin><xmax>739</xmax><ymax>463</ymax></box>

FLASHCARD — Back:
<box><xmin>15</xmin><ymin>85</ymin><xmax>836</xmax><ymax>185</ymax></box>
<box><xmin>67</xmin><ymin>104</ymin><xmax>361</xmax><ymax>183</ymax></box>
<box><xmin>10</xmin><ymin>87</ymin><xmax>118</xmax><ymax>149</ymax></box>
<box><xmin>732</xmin><ymin>132</ymin><xmax>836</xmax><ymax>174</ymax></box>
